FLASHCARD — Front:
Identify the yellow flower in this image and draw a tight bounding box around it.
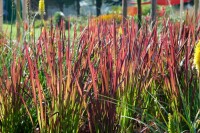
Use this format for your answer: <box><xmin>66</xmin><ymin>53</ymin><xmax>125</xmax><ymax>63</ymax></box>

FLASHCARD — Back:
<box><xmin>30</xmin><ymin>26</ymin><xmax>34</xmax><ymax>37</ymax></box>
<box><xmin>39</xmin><ymin>0</ymin><xmax>45</xmax><ymax>16</ymax></box>
<box><xmin>118</xmin><ymin>27</ymin><xmax>123</xmax><ymax>35</ymax></box>
<box><xmin>194</xmin><ymin>41</ymin><xmax>200</xmax><ymax>74</ymax></box>
<box><xmin>94</xmin><ymin>14</ymin><xmax>122</xmax><ymax>23</ymax></box>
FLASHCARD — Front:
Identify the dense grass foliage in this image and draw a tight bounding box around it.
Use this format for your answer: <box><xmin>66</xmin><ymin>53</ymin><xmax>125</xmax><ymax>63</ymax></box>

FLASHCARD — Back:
<box><xmin>0</xmin><ymin>17</ymin><xmax>200</xmax><ymax>132</ymax></box>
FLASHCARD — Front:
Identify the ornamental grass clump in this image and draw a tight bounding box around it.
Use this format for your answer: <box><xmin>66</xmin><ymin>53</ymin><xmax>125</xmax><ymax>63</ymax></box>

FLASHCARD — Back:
<box><xmin>1</xmin><ymin>12</ymin><xmax>200</xmax><ymax>132</ymax></box>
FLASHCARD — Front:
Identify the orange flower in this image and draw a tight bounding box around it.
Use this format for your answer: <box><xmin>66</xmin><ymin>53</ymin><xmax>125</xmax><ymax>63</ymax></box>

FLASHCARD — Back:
<box><xmin>24</xmin><ymin>21</ymin><xmax>28</xmax><ymax>31</ymax></box>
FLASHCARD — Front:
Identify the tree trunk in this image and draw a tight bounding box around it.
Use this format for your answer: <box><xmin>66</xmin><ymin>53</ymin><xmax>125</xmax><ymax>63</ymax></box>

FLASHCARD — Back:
<box><xmin>199</xmin><ymin>0</ymin><xmax>200</xmax><ymax>12</ymax></box>
<box><xmin>122</xmin><ymin>0</ymin><xmax>127</xmax><ymax>25</ymax></box>
<box><xmin>16</xmin><ymin>0</ymin><xmax>21</xmax><ymax>39</ymax></box>
<box><xmin>151</xmin><ymin>0</ymin><xmax>157</xmax><ymax>26</ymax></box>
<box><xmin>194</xmin><ymin>0</ymin><xmax>199</xmax><ymax>21</ymax></box>
<box><xmin>119</xmin><ymin>0</ymin><xmax>122</xmax><ymax>5</ymax></box>
<box><xmin>96</xmin><ymin>0</ymin><xmax>102</xmax><ymax>16</ymax></box>
<box><xmin>137</xmin><ymin>0</ymin><xmax>142</xmax><ymax>29</ymax></box>
<box><xmin>0</xmin><ymin>0</ymin><xmax>3</xmax><ymax>32</ymax></box>
<box><xmin>180</xmin><ymin>0</ymin><xmax>183</xmax><ymax>19</ymax></box>
<box><xmin>23</xmin><ymin>0</ymin><xmax>28</xmax><ymax>21</ymax></box>
<box><xmin>77</xmin><ymin>0</ymin><xmax>80</xmax><ymax>16</ymax></box>
<box><xmin>45</xmin><ymin>1</ymin><xmax>48</xmax><ymax>19</ymax></box>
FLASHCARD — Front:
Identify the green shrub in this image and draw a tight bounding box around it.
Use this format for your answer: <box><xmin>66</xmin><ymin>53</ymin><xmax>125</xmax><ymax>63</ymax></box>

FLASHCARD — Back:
<box><xmin>34</xmin><ymin>19</ymin><xmax>45</xmax><ymax>28</ymax></box>
<box><xmin>54</xmin><ymin>12</ymin><xmax>64</xmax><ymax>26</ymax></box>
<box><xmin>53</xmin><ymin>11</ymin><xmax>70</xmax><ymax>29</ymax></box>
<box><xmin>110</xmin><ymin>6</ymin><xmax>122</xmax><ymax>14</ymax></box>
<box><xmin>142</xmin><ymin>5</ymin><xmax>151</xmax><ymax>16</ymax></box>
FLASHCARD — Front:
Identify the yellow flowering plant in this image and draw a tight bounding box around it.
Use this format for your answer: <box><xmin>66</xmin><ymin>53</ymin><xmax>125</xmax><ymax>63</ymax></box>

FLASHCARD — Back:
<box><xmin>38</xmin><ymin>0</ymin><xmax>46</xmax><ymax>30</ymax></box>
<box><xmin>39</xmin><ymin>0</ymin><xmax>45</xmax><ymax>16</ymax></box>
<box><xmin>93</xmin><ymin>14</ymin><xmax>122</xmax><ymax>24</ymax></box>
<box><xmin>30</xmin><ymin>26</ymin><xmax>34</xmax><ymax>37</ymax></box>
<box><xmin>194</xmin><ymin>41</ymin><xmax>200</xmax><ymax>75</ymax></box>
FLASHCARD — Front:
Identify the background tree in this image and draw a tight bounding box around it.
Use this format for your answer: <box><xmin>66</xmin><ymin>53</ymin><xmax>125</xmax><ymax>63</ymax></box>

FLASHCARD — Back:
<box><xmin>116</xmin><ymin>0</ymin><xmax>122</xmax><ymax>5</ymax></box>
<box><xmin>122</xmin><ymin>0</ymin><xmax>127</xmax><ymax>25</ymax></box>
<box><xmin>0</xmin><ymin>0</ymin><xmax>3</xmax><ymax>32</ymax></box>
<box><xmin>76</xmin><ymin>0</ymin><xmax>80</xmax><ymax>16</ymax></box>
<box><xmin>92</xmin><ymin>0</ymin><xmax>95</xmax><ymax>5</ymax></box>
<box><xmin>22</xmin><ymin>0</ymin><xmax>28</xmax><ymax>22</ymax></box>
<box><xmin>151</xmin><ymin>0</ymin><xmax>157</xmax><ymax>26</ymax></box>
<box><xmin>194</xmin><ymin>0</ymin><xmax>199</xmax><ymax>21</ymax></box>
<box><xmin>180</xmin><ymin>0</ymin><xmax>183</xmax><ymax>20</ymax></box>
<box><xmin>96</xmin><ymin>0</ymin><xmax>102</xmax><ymax>16</ymax></box>
<box><xmin>51</xmin><ymin>0</ymin><xmax>74</xmax><ymax>12</ymax></box>
<box><xmin>137</xmin><ymin>0</ymin><xmax>142</xmax><ymax>29</ymax></box>
<box><xmin>4</xmin><ymin>0</ymin><xmax>16</xmax><ymax>22</ymax></box>
<box><xmin>16</xmin><ymin>0</ymin><xmax>21</xmax><ymax>39</ymax></box>
<box><xmin>58</xmin><ymin>0</ymin><xmax>65</xmax><ymax>12</ymax></box>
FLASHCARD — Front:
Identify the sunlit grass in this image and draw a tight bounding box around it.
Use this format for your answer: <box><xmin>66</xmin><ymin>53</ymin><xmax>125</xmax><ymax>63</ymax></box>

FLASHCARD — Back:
<box><xmin>3</xmin><ymin>23</ymin><xmax>41</xmax><ymax>40</ymax></box>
